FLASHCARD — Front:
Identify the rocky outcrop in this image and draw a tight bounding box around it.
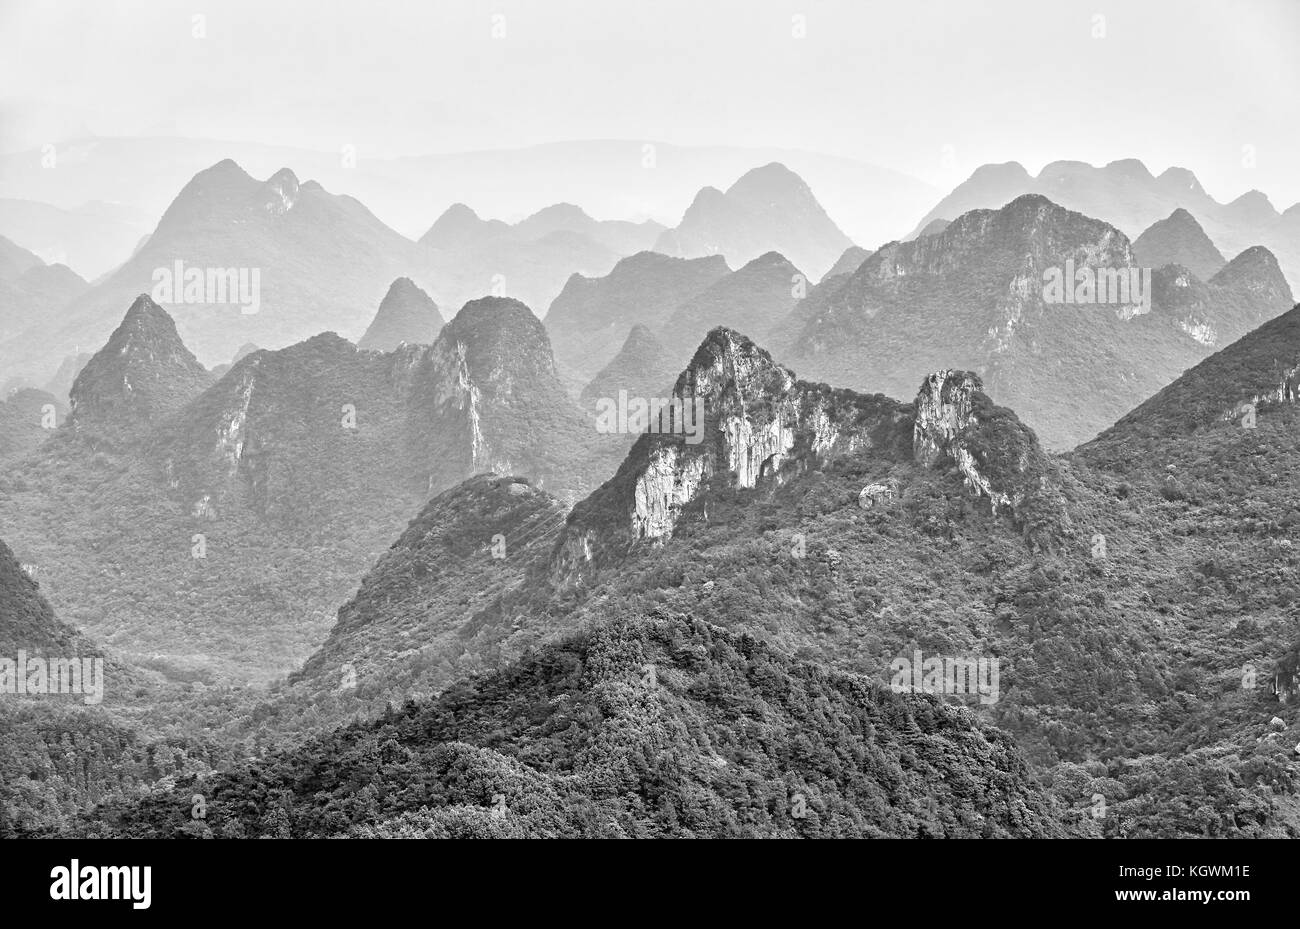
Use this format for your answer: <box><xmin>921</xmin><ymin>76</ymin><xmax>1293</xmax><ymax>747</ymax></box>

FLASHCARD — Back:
<box><xmin>858</xmin><ymin>478</ymin><xmax>901</xmax><ymax>509</ymax></box>
<box><xmin>913</xmin><ymin>369</ymin><xmax>1047</xmax><ymax>516</ymax></box>
<box><xmin>553</xmin><ymin>327</ymin><xmax>913</xmax><ymax>585</ymax></box>
<box><xmin>553</xmin><ymin>332</ymin><xmax>1058</xmax><ymax>587</ymax></box>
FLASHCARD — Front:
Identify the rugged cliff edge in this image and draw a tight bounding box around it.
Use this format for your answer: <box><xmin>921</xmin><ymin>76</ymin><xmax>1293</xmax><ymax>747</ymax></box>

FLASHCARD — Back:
<box><xmin>551</xmin><ymin>327</ymin><xmax>1051</xmax><ymax>586</ymax></box>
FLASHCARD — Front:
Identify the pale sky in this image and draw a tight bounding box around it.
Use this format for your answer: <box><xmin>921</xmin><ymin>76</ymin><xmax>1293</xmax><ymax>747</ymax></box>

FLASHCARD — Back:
<box><xmin>2</xmin><ymin>0</ymin><xmax>1298</xmax><ymax>207</ymax></box>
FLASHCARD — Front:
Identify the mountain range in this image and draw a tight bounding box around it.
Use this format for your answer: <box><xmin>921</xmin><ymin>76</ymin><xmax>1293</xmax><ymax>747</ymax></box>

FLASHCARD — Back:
<box><xmin>654</xmin><ymin>163</ymin><xmax>854</xmax><ymax>282</ymax></box>
<box><xmin>910</xmin><ymin>159</ymin><xmax>1300</xmax><ymax>292</ymax></box>
<box><xmin>0</xmin><ymin>291</ymin><xmax>626</xmax><ymax>683</ymax></box>
<box><xmin>8</xmin><ymin>144</ymin><xmax>1300</xmax><ymax>842</ymax></box>
<box><xmin>782</xmin><ymin>193</ymin><xmax>1293</xmax><ymax>450</ymax></box>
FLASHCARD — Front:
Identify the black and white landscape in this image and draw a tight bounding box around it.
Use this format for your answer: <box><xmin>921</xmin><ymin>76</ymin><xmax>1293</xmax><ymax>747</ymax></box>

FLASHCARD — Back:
<box><xmin>3</xmin><ymin>0</ymin><xmax>1300</xmax><ymax>853</ymax></box>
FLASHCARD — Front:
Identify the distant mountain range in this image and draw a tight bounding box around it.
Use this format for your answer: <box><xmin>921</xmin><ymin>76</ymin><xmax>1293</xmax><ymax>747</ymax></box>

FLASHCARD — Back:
<box><xmin>546</xmin><ymin>251</ymin><xmax>730</xmax><ymax>381</ymax></box>
<box><xmin>910</xmin><ymin>158</ymin><xmax>1300</xmax><ymax>292</ymax></box>
<box><xmin>0</xmin><ymin>161</ymin><xmax>436</xmax><ymax>383</ymax></box>
<box><xmin>0</xmin><ymin>198</ymin><xmax>152</xmax><ymax>280</ymax></box>
<box><xmin>782</xmin><ymin>193</ymin><xmax>1292</xmax><ymax>450</ymax></box>
<box><xmin>0</xmin><ymin>235</ymin><xmax>89</xmax><ymax>345</ymax></box>
<box><xmin>418</xmin><ymin>202</ymin><xmax>647</xmax><ymax>318</ymax></box>
<box><xmin>654</xmin><ymin>163</ymin><xmax>853</xmax><ymax>281</ymax></box>
<box><xmin>0</xmin><ymin>136</ymin><xmax>935</xmax><ymax>262</ymax></box>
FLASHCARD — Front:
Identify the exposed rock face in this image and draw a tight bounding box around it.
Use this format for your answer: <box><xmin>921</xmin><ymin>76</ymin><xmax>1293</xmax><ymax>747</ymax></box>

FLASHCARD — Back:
<box><xmin>553</xmin><ymin>327</ymin><xmax>913</xmax><ymax>585</ymax></box>
<box><xmin>357</xmin><ymin>277</ymin><xmax>441</xmax><ymax>352</ymax></box>
<box><xmin>913</xmin><ymin>369</ymin><xmax>1046</xmax><ymax>516</ymax></box>
<box><xmin>858</xmin><ymin>478</ymin><xmax>900</xmax><ymax>508</ymax></box>
<box><xmin>913</xmin><ymin>370</ymin><xmax>980</xmax><ymax>468</ymax></box>
<box><xmin>68</xmin><ymin>294</ymin><xmax>209</xmax><ymax>441</ymax></box>
<box><xmin>405</xmin><ymin>296</ymin><xmax>617</xmax><ymax>502</ymax></box>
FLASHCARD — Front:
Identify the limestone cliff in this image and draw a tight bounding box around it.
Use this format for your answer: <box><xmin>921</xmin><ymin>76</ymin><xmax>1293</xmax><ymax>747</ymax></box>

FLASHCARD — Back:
<box><xmin>553</xmin><ymin>331</ymin><xmax>1052</xmax><ymax>587</ymax></box>
<box><xmin>553</xmin><ymin>327</ymin><xmax>907</xmax><ymax>585</ymax></box>
<box><xmin>913</xmin><ymin>369</ymin><xmax>1047</xmax><ymax>516</ymax></box>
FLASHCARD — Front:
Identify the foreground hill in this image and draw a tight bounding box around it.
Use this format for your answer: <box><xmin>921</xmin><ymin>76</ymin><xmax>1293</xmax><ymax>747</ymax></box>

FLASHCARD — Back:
<box><xmin>75</xmin><ymin>613</ymin><xmax>1076</xmax><ymax>838</ymax></box>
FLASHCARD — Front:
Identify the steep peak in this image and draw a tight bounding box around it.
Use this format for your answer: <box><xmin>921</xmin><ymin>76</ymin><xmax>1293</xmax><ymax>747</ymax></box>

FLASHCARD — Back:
<box><xmin>69</xmin><ymin>295</ymin><xmax>209</xmax><ymax>438</ymax></box>
<box><xmin>1132</xmin><ymin>207</ymin><xmax>1225</xmax><ymax>281</ymax></box>
<box><xmin>913</xmin><ymin>369</ymin><xmax>1048</xmax><ymax>517</ymax></box>
<box><xmin>913</xmin><ymin>370</ymin><xmax>982</xmax><ymax>468</ymax></box>
<box><xmin>620</xmin><ymin>323</ymin><xmax>663</xmax><ymax>354</ymax></box>
<box><xmin>419</xmin><ymin>202</ymin><xmax>508</xmax><ymax>248</ymax></box>
<box><xmin>1211</xmin><ymin>245</ymin><xmax>1291</xmax><ymax>301</ymax></box>
<box><xmin>153</xmin><ymin>159</ymin><xmax>262</xmax><ymax>233</ymax></box>
<box><xmin>357</xmin><ymin>277</ymin><xmax>441</xmax><ymax>352</ymax></box>
<box><xmin>1226</xmin><ymin>189</ymin><xmax>1277</xmax><ymax>222</ymax></box>
<box><xmin>554</xmin><ymin>328</ymin><xmax>912</xmax><ymax>584</ymax></box>
<box><xmin>727</xmin><ymin>161</ymin><xmax>806</xmax><ymax>195</ymax></box>
<box><xmin>113</xmin><ymin>292</ymin><xmax>188</xmax><ymax>343</ymax></box>
<box><xmin>676</xmin><ymin>326</ymin><xmax>795</xmax><ymax>399</ymax></box>
<box><xmin>438</xmin><ymin>296</ymin><xmax>557</xmax><ymax>384</ymax></box>
<box><xmin>822</xmin><ymin>245</ymin><xmax>872</xmax><ymax>280</ymax></box>
<box><xmin>440</xmin><ymin>202</ymin><xmax>480</xmax><ymax>222</ymax></box>
<box><xmin>203</xmin><ymin>158</ymin><xmax>253</xmax><ymax>183</ymax></box>
<box><xmin>739</xmin><ymin>250</ymin><xmax>800</xmax><ymax>275</ymax></box>
<box><xmin>685</xmin><ymin>185</ymin><xmax>728</xmax><ymax>211</ymax></box>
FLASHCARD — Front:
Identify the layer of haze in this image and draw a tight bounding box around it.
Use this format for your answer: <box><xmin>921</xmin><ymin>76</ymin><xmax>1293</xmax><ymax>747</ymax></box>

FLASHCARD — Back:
<box><xmin>1</xmin><ymin>0</ymin><xmax>1297</xmax><ymax>206</ymax></box>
